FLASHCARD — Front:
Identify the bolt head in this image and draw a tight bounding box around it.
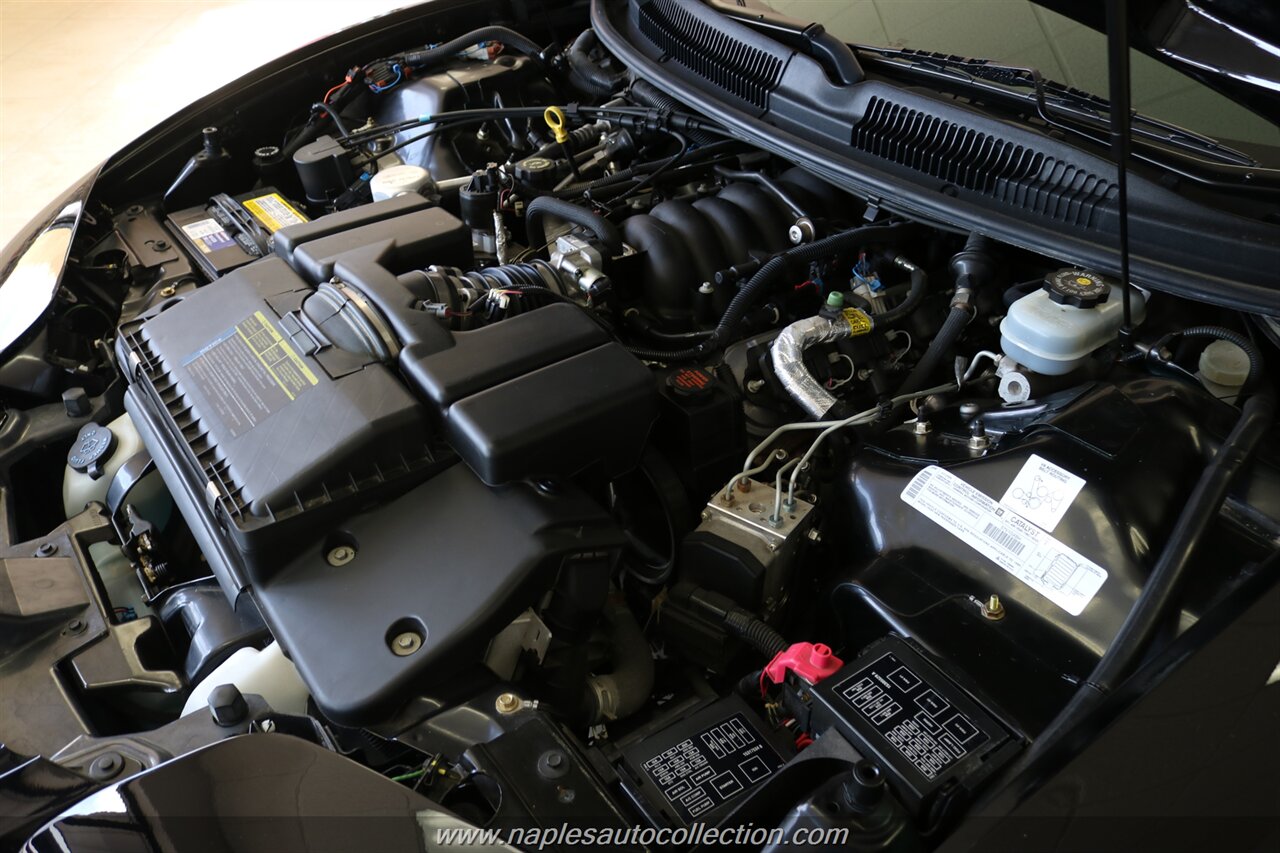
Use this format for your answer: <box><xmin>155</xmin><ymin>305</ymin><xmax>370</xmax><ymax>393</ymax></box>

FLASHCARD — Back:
<box><xmin>89</xmin><ymin>752</ymin><xmax>124</xmax><ymax>781</ymax></box>
<box><xmin>208</xmin><ymin>684</ymin><xmax>248</xmax><ymax>727</ymax></box>
<box><xmin>495</xmin><ymin>692</ymin><xmax>521</xmax><ymax>714</ymax></box>
<box><xmin>806</xmin><ymin>528</ymin><xmax>822</xmax><ymax>543</ymax></box>
<box><xmin>326</xmin><ymin>545</ymin><xmax>356</xmax><ymax>567</ymax></box>
<box><xmin>35</xmin><ymin>542</ymin><xmax>57</xmax><ymax>557</ymax></box>
<box><xmin>391</xmin><ymin>631</ymin><xmax>422</xmax><ymax>656</ymax></box>
<box><xmin>159</xmin><ymin>284</ymin><xmax>177</xmax><ymax>298</ymax></box>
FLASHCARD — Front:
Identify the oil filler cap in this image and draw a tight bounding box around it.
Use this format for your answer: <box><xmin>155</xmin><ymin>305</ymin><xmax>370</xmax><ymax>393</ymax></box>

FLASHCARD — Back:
<box><xmin>67</xmin><ymin>422</ymin><xmax>117</xmax><ymax>480</ymax></box>
<box><xmin>1044</xmin><ymin>268</ymin><xmax>1111</xmax><ymax>308</ymax></box>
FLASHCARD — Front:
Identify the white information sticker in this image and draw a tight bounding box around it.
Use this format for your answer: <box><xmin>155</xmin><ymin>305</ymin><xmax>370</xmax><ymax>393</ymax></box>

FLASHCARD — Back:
<box><xmin>901</xmin><ymin>466</ymin><xmax>1106</xmax><ymax>615</ymax></box>
<box><xmin>999</xmin><ymin>454</ymin><xmax>1086</xmax><ymax>532</ymax></box>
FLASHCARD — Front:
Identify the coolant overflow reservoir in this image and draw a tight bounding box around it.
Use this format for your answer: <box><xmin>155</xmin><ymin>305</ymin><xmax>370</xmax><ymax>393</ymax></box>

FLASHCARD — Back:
<box><xmin>1000</xmin><ymin>268</ymin><xmax>1145</xmax><ymax>375</ymax></box>
<box><xmin>1197</xmin><ymin>340</ymin><xmax>1251</xmax><ymax>402</ymax></box>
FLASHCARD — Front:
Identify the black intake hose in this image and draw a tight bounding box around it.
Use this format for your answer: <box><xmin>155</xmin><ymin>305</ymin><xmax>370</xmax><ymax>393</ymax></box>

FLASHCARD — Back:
<box><xmin>400</xmin><ymin>26</ymin><xmax>545</xmax><ymax>70</ymax></box>
<box><xmin>1001</xmin><ymin>384</ymin><xmax>1275</xmax><ymax>782</ymax></box>
<box><xmin>566</xmin><ymin>30</ymin><xmax>626</xmax><ymax>97</ymax></box>
<box><xmin>525</xmin><ymin>195</ymin><xmax>623</xmax><ymax>256</ymax></box>
<box><xmin>585</xmin><ymin>592</ymin><xmax>655</xmax><ymax>722</ymax></box>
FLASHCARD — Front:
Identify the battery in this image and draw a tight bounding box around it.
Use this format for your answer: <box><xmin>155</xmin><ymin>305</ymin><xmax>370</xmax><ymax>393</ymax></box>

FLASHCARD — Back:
<box><xmin>168</xmin><ymin>188</ymin><xmax>308</xmax><ymax>280</ymax></box>
<box><xmin>618</xmin><ymin>695</ymin><xmax>788</xmax><ymax>827</ymax></box>
<box><xmin>809</xmin><ymin>634</ymin><xmax>1019</xmax><ymax>814</ymax></box>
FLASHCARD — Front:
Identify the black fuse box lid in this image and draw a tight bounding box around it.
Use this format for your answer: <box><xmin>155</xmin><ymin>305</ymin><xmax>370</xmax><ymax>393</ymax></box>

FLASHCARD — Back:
<box><xmin>809</xmin><ymin>634</ymin><xmax>1021</xmax><ymax>814</ymax></box>
<box><xmin>619</xmin><ymin>695</ymin><xmax>789</xmax><ymax>828</ymax></box>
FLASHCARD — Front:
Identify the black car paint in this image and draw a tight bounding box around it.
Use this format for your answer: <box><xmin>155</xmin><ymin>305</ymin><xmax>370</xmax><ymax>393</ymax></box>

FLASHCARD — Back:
<box><xmin>1</xmin><ymin>1</ymin><xmax>1277</xmax><ymax>849</ymax></box>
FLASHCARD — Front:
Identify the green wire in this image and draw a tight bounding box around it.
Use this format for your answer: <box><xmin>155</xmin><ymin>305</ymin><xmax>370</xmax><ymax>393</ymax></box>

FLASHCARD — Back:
<box><xmin>390</xmin><ymin>768</ymin><xmax>427</xmax><ymax>782</ymax></box>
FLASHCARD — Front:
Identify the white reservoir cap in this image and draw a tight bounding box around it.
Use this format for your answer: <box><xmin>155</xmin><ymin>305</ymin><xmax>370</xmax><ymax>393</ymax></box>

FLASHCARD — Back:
<box><xmin>370</xmin><ymin>164</ymin><xmax>433</xmax><ymax>202</ymax></box>
<box><xmin>1198</xmin><ymin>340</ymin><xmax>1251</xmax><ymax>389</ymax></box>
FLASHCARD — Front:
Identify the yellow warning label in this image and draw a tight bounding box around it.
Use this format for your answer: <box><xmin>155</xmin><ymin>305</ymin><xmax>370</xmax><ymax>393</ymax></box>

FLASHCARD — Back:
<box><xmin>236</xmin><ymin>311</ymin><xmax>319</xmax><ymax>400</ymax></box>
<box><xmin>242</xmin><ymin>193</ymin><xmax>307</xmax><ymax>233</ymax></box>
<box><xmin>842</xmin><ymin>307</ymin><xmax>874</xmax><ymax>336</ymax></box>
<box><xmin>1075</xmin><ymin>276</ymin><xmax>1094</xmax><ymax>287</ymax></box>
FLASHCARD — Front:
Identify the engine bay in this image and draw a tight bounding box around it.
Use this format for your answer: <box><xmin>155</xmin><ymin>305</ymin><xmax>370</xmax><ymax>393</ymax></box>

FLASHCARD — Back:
<box><xmin>2</xmin><ymin>9</ymin><xmax>1278</xmax><ymax>848</ymax></box>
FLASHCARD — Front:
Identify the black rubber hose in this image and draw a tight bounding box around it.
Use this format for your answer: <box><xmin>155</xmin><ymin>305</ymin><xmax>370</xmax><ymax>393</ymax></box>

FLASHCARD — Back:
<box><xmin>628</xmin><ymin>79</ymin><xmax>719</xmax><ymax>145</ymax></box>
<box><xmin>623</xmin><ymin>309</ymin><xmax>714</xmax><ymax>342</ymax></box>
<box><xmin>525</xmin><ymin>195</ymin><xmax>623</xmax><ymax>256</ymax></box>
<box><xmin>400</xmin><ymin>26</ymin><xmax>545</xmax><ymax>70</ymax></box>
<box><xmin>1004</xmin><ymin>385</ymin><xmax>1275</xmax><ymax>779</ymax></box>
<box><xmin>896</xmin><ymin>305</ymin><xmax>970</xmax><ymax>398</ymax></box>
<box><xmin>892</xmin><ymin>234</ymin><xmax>993</xmax><ymax>397</ymax></box>
<box><xmin>310</xmin><ymin>102</ymin><xmax>351</xmax><ymax>138</ymax></box>
<box><xmin>566</xmin><ymin>30</ymin><xmax>626</xmax><ymax>97</ymax></box>
<box><xmin>585</xmin><ymin>593</ymin><xmax>655</xmax><ymax>723</ymax></box>
<box><xmin>872</xmin><ymin>255</ymin><xmax>928</xmax><ymax>327</ymax></box>
<box><xmin>1158</xmin><ymin>325</ymin><xmax>1264</xmax><ymax>391</ymax></box>
<box><xmin>625</xmin><ymin>223</ymin><xmax>914</xmax><ymax>362</ymax></box>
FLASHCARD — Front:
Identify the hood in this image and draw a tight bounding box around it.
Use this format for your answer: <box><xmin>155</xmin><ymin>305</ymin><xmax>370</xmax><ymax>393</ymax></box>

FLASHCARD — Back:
<box><xmin>1034</xmin><ymin>0</ymin><xmax>1280</xmax><ymax>125</ymax></box>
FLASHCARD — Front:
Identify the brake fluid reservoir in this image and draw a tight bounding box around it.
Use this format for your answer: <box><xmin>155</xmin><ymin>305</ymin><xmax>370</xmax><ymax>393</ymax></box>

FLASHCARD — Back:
<box><xmin>1000</xmin><ymin>269</ymin><xmax>1145</xmax><ymax>375</ymax></box>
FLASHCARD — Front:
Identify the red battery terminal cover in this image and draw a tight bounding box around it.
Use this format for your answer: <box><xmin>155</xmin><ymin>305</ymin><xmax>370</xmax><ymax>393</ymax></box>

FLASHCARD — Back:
<box><xmin>765</xmin><ymin>642</ymin><xmax>843</xmax><ymax>686</ymax></box>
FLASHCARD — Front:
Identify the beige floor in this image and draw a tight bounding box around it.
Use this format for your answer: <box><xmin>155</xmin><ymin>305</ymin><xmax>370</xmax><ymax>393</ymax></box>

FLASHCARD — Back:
<box><xmin>0</xmin><ymin>0</ymin><xmax>405</xmax><ymax>248</ymax></box>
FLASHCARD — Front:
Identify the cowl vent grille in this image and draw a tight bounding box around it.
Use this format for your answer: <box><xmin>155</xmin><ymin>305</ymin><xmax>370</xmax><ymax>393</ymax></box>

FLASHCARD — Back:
<box><xmin>853</xmin><ymin>96</ymin><xmax>1115</xmax><ymax>227</ymax></box>
<box><xmin>637</xmin><ymin>0</ymin><xmax>783</xmax><ymax>110</ymax></box>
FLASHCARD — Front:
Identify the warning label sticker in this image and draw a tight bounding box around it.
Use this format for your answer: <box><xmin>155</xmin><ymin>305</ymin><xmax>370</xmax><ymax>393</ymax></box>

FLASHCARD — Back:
<box><xmin>901</xmin><ymin>466</ymin><xmax>1106</xmax><ymax>615</ymax></box>
<box><xmin>183</xmin><ymin>311</ymin><xmax>319</xmax><ymax>437</ymax></box>
<box><xmin>242</xmin><ymin>192</ymin><xmax>307</xmax><ymax>232</ymax></box>
<box><xmin>181</xmin><ymin>218</ymin><xmax>235</xmax><ymax>254</ymax></box>
<box><xmin>999</xmin><ymin>454</ymin><xmax>1086</xmax><ymax>532</ymax></box>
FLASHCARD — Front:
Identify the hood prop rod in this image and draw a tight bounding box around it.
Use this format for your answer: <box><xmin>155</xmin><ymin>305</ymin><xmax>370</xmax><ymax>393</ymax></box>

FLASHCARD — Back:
<box><xmin>1106</xmin><ymin>0</ymin><xmax>1136</xmax><ymax>350</ymax></box>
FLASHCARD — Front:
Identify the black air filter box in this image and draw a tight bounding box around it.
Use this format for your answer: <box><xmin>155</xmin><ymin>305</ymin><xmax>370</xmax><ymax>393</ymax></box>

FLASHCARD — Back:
<box><xmin>117</xmin><ymin>257</ymin><xmax>450</xmax><ymax>590</ymax></box>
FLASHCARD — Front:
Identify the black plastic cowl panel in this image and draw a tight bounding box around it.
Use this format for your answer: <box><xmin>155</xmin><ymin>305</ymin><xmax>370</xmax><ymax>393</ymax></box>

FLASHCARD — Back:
<box><xmin>852</xmin><ymin>96</ymin><xmax>1116</xmax><ymax>229</ymax></box>
<box><xmin>635</xmin><ymin>0</ymin><xmax>785</xmax><ymax>110</ymax></box>
<box><xmin>597</xmin><ymin>0</ymin><xmax>1280</xmax><ymax>313</ymax></box>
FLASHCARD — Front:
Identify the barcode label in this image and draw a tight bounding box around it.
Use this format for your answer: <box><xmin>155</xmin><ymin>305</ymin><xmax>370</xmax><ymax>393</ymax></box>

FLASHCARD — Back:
<box><xmin>905</xmin><ymin>470</ymin><xmax>930</xmax><ymax>500</ymax></box>
<box><xmin>982</xmin><ymin>522</ymin><xmax>1026</xmax><ymax>556</ymax></box>
<box><xmin>900</xmin><ymin>466</ymin><xmax>1107</xmax><ymax>616</ymax></box>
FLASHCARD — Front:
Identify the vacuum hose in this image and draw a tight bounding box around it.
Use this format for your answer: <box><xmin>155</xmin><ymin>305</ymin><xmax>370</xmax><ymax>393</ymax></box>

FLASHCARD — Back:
<box><xmin>566</xmin><ymin>30</ymin><xmax>627</xmax><ymax>97</ymax></box>
<box><xmin>894</xmin><ymin>233</ymin><xmax>994</xmax><ymax>400</ymax></box>
<box><xmin>525</xmin><ymin>195</ymin><xmax>624</xmax><ymax>256</ymax></box>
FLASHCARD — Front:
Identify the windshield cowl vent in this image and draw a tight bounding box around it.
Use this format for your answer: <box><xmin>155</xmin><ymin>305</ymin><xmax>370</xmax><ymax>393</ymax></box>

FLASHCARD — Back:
<box><xmin>637</xmin><ymin>0</ymin><xmax>783</xmax><ymax>110</ymax></box>
<box><xmin>854</xmin><ymin>96</ymin><xmax>1116</xmax><ymax>228</ymax></box>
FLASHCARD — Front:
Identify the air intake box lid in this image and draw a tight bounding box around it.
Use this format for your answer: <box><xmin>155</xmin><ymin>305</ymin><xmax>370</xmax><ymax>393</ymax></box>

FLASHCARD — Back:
<box><xmin>117</xmin><ymin>257</ymin><xmax>449</xmax><ymax>568</ymax></box>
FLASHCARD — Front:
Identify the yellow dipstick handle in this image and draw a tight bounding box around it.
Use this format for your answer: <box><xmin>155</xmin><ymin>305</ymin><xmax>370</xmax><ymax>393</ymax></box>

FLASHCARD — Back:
<box><xmin>544</xmin><ymin>106</ymin><xmax>569</xmax><ymax>144</ymax></box>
